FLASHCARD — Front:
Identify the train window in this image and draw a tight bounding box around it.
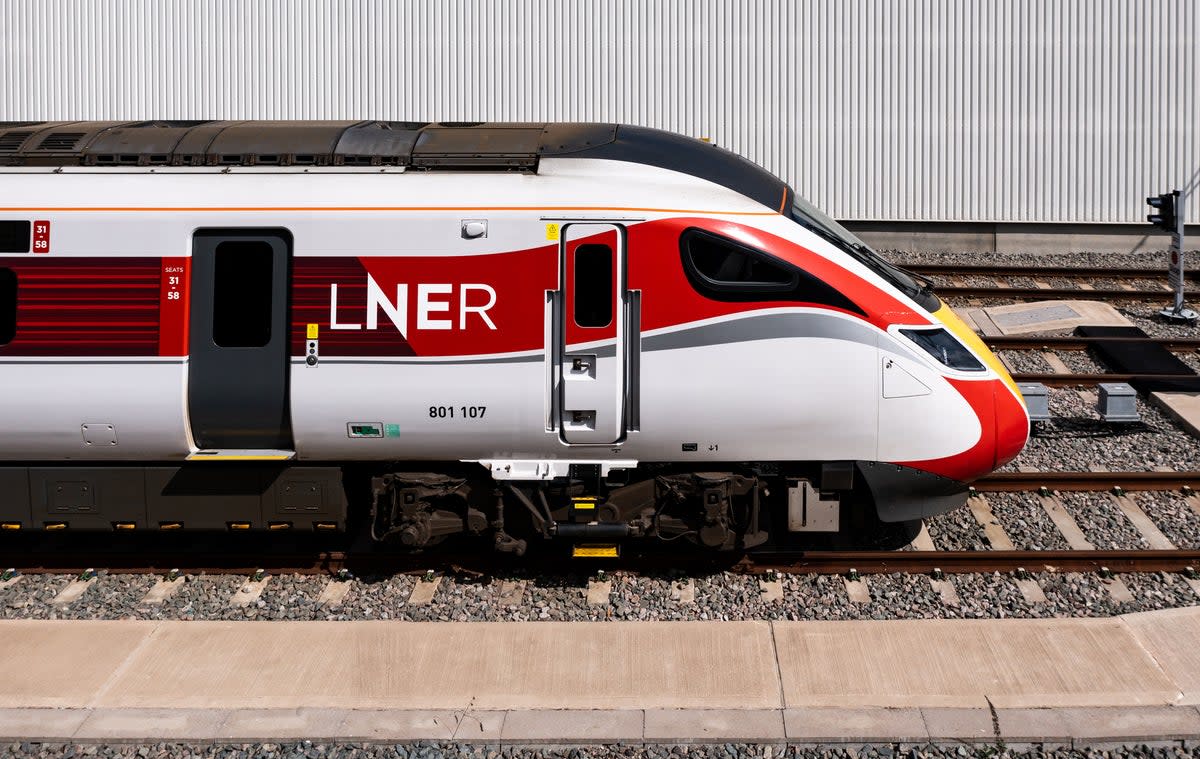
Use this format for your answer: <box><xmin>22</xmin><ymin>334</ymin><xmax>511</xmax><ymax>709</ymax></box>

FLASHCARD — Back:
<box><xmin>680</xmin><ymin>228</ymin><xmax>865</xmax><ymax>315</ymax></box>
<box><xmin>0</xmin><ymin>268</ymin><xmax>15</xmax><ymax>345</ymax></box>
<box><xmin>212</xmin><ymin>241</ymin><xmax>272</xmax><ymax>347</ymax></box>
<box><xmin>574</xmin><ymin>244</ymin><xmax>613</xmax><ymax>328</ymax></box>
<box><xmin>0</xmin><ymin>221</ymin><xmax>31</xmax><ymax>253</ymax></box>
<box><xmin>683</xmin><ymin>229</ymin><xmax>795</xmax><ymax>291</ymax></box>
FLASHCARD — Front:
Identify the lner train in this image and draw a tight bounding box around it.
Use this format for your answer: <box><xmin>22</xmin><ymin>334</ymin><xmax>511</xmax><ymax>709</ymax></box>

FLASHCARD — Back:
<box><xmin>0</xmin><ymin>121</ymin><xmax>1028</xmax><ymax>553</ymax></box>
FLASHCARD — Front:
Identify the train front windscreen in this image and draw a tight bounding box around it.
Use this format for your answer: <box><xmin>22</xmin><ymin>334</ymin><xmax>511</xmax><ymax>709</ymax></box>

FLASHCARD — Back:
<box><xmin>788</xmin><ymin>192</ymin><xmax>938</xmax><ymax>311</ymax></box>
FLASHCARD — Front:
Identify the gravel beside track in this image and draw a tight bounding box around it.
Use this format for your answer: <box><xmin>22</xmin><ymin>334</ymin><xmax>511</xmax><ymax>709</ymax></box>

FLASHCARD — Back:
<box><xmin>1133</xmin><ymin>492</ymin><xmax>1200</xmax><ymax>550</ymax></box>
<box><xmin>1118</xmin><ymin>308</ymin><xmax>1200</xmax><ymax>340</ymax></box>
<box><xmin>981</xmin><ymin>493</ymin><xmax>1072</xmax><ymax>551</ymax></box>
<box><xmin>4</xmin><ymin>560</ymin><xmax>1200</xmax><ymax>622</ymax></box>
<box><xmin>924</xmin><ymin>508</ymin><xmax>987</xmax><ymax>551</ymax></box>
<box><xmin>997</xmin><ymin>350</ymin><xmax>1051</xmax><ymax>373</ymax></box>
<box><xmin>1056</xmin><ymin>350</ymin><xmax>1107</xmax><ymax>373</ymax></box>
<box><xmin>894</xmin><ymin>250</ymin><xmax>1200</xmax><ymax>339</ymax></box>
<box><xmin>893</xmin><ymin>249</ymin><xmax>1199</xmax><ymax>270</ymax></box>
<box><xmin>1002</xmin><ymin>390</ymin><xmax>1200</xmax><ymax>472</ymax></box>
<box><xmin>1055</xmin><ymin>492</ymin><xmax>1150</xmax><ymax>550</ymax></box>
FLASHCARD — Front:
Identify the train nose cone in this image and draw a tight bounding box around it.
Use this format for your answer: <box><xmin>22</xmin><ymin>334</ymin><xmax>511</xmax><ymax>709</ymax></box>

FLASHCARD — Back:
<box><xmin>993</xmin><ymin>381</ymin><xmax>1031</xmax><ymax>468</ymax></box>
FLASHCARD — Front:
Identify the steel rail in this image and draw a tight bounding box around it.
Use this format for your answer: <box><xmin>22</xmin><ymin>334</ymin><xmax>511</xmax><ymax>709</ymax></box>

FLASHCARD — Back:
<box><xmin>975</xmin><ymin>471</ymin><xmax>1200</xmax><ymax>492</ymax></box>
<box><xmin>749</xmin><ymin>549</ymin><xmax>1200</xmax><ymax>575</ymax></box>
<box><xmin>1009</xmin><ymin>371</ymin><xmax>1199</xmax><ymax>387</ymax></box>
<box><xmin>6</xmin><ymin>548</ymin><xmax>1200</xmax><ymax>577</ymax></box>
<box><xmin>906</xmin><ymin>264</ymin><xmax>1199</xmax><ymax>281</ymax></box>
<box><xmin>986</xmin><ymin>335</ymin><xmax>1200</xmax><ymax>351</ymax></box>
<box><xmin>937</xmin><ymin>286</ymin><xmax>1168</xmax><ymax>300</ymax></box>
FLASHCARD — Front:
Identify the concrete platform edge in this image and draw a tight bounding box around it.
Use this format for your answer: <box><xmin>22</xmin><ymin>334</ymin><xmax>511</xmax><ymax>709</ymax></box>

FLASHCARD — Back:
<box><xmin>5</xmin><ymin>707</ymin><xmax>1200</xmax><ymax>746</ymax></box>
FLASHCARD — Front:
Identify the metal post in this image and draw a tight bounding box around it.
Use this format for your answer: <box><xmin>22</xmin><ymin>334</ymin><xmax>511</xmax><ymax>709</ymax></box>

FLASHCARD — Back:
<box><xmin>1161</xmin><ymin>188</ymin><xmax>1197</xmax><ymax>325</ymax></box>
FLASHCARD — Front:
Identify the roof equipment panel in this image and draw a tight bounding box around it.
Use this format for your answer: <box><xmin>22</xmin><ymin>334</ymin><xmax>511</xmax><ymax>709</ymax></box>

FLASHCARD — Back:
<box><xmin>0</xmin><ymin>120</ymin><xmax>787</xmax><ymax>211</ymax></box>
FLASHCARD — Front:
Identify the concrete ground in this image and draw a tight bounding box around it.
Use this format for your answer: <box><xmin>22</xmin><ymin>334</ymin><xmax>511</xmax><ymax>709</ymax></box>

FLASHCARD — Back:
<box><xmin>3</xmin><ymin>607</ymin><xmax>1200</xmax><ymax>745</ymax></box>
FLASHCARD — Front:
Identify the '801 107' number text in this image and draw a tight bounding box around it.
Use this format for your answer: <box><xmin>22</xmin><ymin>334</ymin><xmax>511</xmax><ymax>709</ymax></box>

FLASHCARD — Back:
<box><xmin>429</xmin><ymin>406</ymin><xmax>486</xmax><ymax>419</ymax></box>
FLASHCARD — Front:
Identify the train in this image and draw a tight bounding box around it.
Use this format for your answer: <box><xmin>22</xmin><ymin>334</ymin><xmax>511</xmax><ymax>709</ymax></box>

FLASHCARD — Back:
<box><xmin>0</xmin><ymin>120</ymin><xmax>1029</xmax><ymax>553</ymax></box>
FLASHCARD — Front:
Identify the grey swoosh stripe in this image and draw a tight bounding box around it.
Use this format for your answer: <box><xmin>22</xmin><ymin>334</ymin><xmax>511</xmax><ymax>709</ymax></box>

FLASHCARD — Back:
<box><xmin>643</xmin><ymin>312</ymin><xmax>880</xmax><ymax>353</ymax></box>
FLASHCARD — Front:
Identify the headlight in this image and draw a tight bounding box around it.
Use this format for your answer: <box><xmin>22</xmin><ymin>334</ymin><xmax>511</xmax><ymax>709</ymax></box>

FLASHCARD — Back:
<box><xmin>899</xmin><ymin>328</ymin><xmax>986</xmax><ymax>372</ymax></box>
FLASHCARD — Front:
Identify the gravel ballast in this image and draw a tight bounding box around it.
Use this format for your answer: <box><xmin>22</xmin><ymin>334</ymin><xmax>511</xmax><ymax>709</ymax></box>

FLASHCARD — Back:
<box><xmin>3</xmin><ymin>562</ymin><xmax>1198</xmax><ymax>622</ymax></box>
<box><xmin>1002</xmin><ymin>389</ymin><xmax>1200</xmax><ymax>472</ymax></box>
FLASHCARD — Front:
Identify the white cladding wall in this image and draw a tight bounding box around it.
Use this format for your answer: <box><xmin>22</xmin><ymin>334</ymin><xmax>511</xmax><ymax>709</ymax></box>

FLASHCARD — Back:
<box><xmin>1</xmin><ymin>0</ymin><xmax>1197</xmax><ymax>225</ymax></box>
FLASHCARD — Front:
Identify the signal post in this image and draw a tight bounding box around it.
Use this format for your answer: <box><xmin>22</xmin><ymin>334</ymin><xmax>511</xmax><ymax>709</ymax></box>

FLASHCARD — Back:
<box><xmin>1148</xmin><ymin>190</ymin><xmax>1197</xmax><ymax>325</ymax></box>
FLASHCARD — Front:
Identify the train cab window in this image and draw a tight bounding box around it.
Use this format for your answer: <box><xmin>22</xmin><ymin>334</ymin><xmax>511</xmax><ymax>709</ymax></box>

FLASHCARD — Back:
<box><xmin>0</xmin><ymin>221</ymin><xmax>31</xmax><ymax>253</ymax></box>
<box><xmin>0</xmin><ymin>268</ymin><xmax>15</xmax><ymax>345</ymax></box>
<box><xmin>683</xmin><ymin>229</ymin><xmax>795</xmax><ymax>291</ymax></box>
<box><xmin>574</xmin><ymin>244</ymin><xmax>613</xmax><ymax>328</ymax></box>
<box><xmin>212</xmin><ymin>241</ymin><xmax>273</xmax><ymax>347</ymax></box>
<box><xmin>680</xmin><ymin>227</ymin><xmax>865</xmax><ymax>315</ymax></box>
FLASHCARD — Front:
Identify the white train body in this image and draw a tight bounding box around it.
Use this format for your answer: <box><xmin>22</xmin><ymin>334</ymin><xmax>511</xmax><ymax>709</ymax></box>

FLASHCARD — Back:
<box><xmin>0</xmin><ymin>122</ymin><xmax>1028</xmax><ymax>547</ymax></box>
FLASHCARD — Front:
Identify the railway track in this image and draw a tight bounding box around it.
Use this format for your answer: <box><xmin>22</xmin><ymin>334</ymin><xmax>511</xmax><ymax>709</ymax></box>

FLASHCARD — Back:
<box><xmin>986</xmin><ymin>335</ymin><xmax>1200</xmax><ymax>352</ymax></box>
<box><xmin>907</xmin><ymin>264</ymin><xmax>1198</xmax><ymax>281</ymax></box>
<box><xmin>905</xmin><ymin>263</ymin><xmax>1194</xmax><ymax>302</ymax></box>
<box><xmin>2</xmin><ymin>471</ymin><xmax>1198</xmax><ymax>578</ymax></box>
<box><xmin>5</xmin><ymin>544</ymin><xmax>1200</xmax><ymax>578</ymax></box>
<box><xmin>1009</xmin><ymin>371</ymin><xmax>1197</xmax><ymax>387</ymax></box>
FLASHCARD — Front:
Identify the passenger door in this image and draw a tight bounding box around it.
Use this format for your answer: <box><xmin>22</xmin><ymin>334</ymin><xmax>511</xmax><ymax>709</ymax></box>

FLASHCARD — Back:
<box><xmin>187</xmin><ymin>229</ymin><xmax>294</xmax><ymax>453</ymax></box>
<box><xmin>553</xmin><ymin>223</ymin><xmax>637</xmax><ymax>445</ymax></box>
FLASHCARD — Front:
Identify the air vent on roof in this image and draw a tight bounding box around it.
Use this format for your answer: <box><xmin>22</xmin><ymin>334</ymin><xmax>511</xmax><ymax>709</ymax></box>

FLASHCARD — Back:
<box><xmin>36</xmin><ymin>132</ymin><xmax>86</xmax><ymax>152</ymax></box>
<box><xmin>0</xmin><ymin>121</ymin><xmax>45</xmax><ymax>128</ymax></box>
<box><xmin>0</xmin><ymin>132</ymin><xmax>33</xmax><ymax>152</ymax></box>
<box><xmin>381</xmin><ymin>121</ymin><xmax>429</xmax><ymax>131</ymax></box>
<box><xmin>438</xmin><ymin>122</ymin><xmax>485</xmax><ymax>128</ymax></box>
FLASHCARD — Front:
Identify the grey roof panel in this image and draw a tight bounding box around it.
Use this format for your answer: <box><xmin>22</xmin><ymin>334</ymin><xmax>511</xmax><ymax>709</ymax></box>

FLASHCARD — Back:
<box><xmin>0</xmin><ymin>120</ymin><xmax>787</xmax><ymax>211</ymax></box>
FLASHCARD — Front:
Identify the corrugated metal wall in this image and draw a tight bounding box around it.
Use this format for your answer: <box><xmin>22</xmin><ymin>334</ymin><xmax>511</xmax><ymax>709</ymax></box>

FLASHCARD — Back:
<box><xmin>1</xmin><ymin>0</ymin><xmax>1197</xmax><ymax>225</ymax></box>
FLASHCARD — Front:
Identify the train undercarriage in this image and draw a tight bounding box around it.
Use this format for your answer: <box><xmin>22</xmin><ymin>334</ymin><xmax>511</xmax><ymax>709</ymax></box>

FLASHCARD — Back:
<box><xmin>367</xmin><ymin>461</ymin><xmax>931</xmax><ymax>553</ymax></box>
<box><xmin>0</xmin><ymin>461</ymin><xmax>955</xmax><ymax>551</ymax></box>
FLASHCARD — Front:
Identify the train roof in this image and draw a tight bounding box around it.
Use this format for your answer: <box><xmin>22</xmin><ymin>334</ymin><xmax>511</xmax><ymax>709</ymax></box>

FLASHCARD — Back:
<box><xmin>0</xmin><ymin>121</ymin><xmax>791</xmax><ymax>212</ymax></box>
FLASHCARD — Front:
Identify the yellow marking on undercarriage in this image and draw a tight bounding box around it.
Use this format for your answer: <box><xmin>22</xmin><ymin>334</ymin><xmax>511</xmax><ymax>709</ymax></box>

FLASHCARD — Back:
<box><xmin>573</xmin><ymin>544</ymin><xmax>619</xmax><ymax>558</ymax></box>
<box><xmin>187</xmin><ymin>451</ymin><xmax>295</xmax><ymax>461</ymax></box>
